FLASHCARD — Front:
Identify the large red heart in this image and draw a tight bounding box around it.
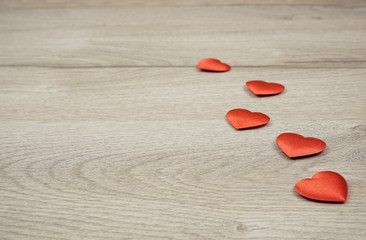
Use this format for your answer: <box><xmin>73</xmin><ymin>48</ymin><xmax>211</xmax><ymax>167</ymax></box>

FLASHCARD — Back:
<box><xmin>276</xmin><ymin>133</ymin><xmax>326</xmax><ymax>158</ymax></box>
<box><xmin>226</xmin><ymin>109</ymin><xmax>270</xmax><ymax>130</ymax></box>
<box><xmin>246</xmin><ymin>80</ymin><xmax>285</xmax><ymax>96</ymax></box>
<box><xmin>197</xmin><ymin>58</ymin><xmax>231</xmax><ymax>72</ymax></box>
<box><xmin>295</xmin><ymin>171</ymin><xmax>348</xmax><ymax>202</ymax></box>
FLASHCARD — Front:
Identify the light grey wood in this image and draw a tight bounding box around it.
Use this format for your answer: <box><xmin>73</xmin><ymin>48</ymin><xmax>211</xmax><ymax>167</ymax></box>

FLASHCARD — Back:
<box><xmin>1</xmin><ymin>1</ymin><xmax>366</xmax><ymax>239</ymax></box>
<box><xmin>1</xmin><ymin>0</ymin><xmax>366</xmax><ymax>9</ymax></box>
<box><xmin>0</xmin><ymin>5</ymin><xmax>366</xmax><ymax>67</ymax></box>
<box><xmin>0</xmin><ymin>67</ymin><xmax>365</xmax><ymax>121</ymax></box>
<box><xmin>1</xmin><ymin>66</ymin><xmax>366</xmax><ymax>239</ymax></box>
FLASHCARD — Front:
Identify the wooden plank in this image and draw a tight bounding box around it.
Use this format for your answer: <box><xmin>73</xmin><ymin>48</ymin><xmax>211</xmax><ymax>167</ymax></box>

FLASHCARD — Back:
<box><xmin>0</xmin><ymin>120</ymin><xmax>365</xmax><ymax>239</ymax></box>
<box><xmin>0</xmin><ymin>6</ymin><xmax>365</xmax><ymax>67</ymax></box>
<box><xmin>0</xmin><ymin>67</ymin><xmax>365</xmax><ymax>121</ymax></box>
<box><xmin>1</xmin><ymin>0</ymin><xmax>366</xmax><ymax>9</ymax></box>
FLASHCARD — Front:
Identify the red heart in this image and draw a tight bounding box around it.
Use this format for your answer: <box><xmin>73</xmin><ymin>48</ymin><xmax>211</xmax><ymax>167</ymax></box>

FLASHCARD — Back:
<box><xmin>246</xmin><ymin>80</ymin><xmax>285</xmax><ymax>96</ymax></box>
<box><xmin>295</xmin><ymin>171</ymin><xmax>348</xmax><ymax>202</ymax></box>
<box><xmin>276</xmin><ymin>133</ymin><xmax>326</xmax><ymax>158</ymax></box>
<box><xmin>226</xmin><ymin>109</ymin><xmax>270</xmax><ymax>130</ymax></box>
<box><xmin>197</xmin><ymin>58</ymin><xmax>231</xmax><ymax>72</ymax></box>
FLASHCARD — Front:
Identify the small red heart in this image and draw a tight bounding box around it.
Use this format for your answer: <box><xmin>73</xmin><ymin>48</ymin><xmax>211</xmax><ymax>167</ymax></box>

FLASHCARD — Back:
<box><xmin>246</xmin><ymin>80</ymin><xmax>285</xmax><ymax>96</ymax></box>
<box><xmin>226</xmin><ymin>109</ymin><xmax>270</xmax><ymax>130</ymax></box>
<box><xmin>197</xmin><ymin>58</ymin><xmax>231</xmax><ymax>72</ymax></box>
<box><xmin>295</xmin><ymin>171</ymin><xmax>348</xmax><ymax>202</ymax></box>
<box><xmin>276</xmin><ymin>133</ymin><xmax>326</xmax><ymax>158</ymax></box>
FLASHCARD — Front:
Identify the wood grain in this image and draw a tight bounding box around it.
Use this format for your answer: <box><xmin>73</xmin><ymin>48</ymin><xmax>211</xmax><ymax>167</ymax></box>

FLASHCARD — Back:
<box><xmin>0</xmin><ymin>67</ymin><xmax>365</xmax><ymax>121</ymax></box>
<box><xmin>1</xmin><ymin>0</ymin><xmax>366</xmax><ymax>9</ymax></box>
<box><xmin>1</xmin><ymin>1</ymin><xmax>366</xmax><ymax>239</ymax></box>
<box><xmin>0</xmin><ymin>5</ymin><xmax>366</xmax><ymax>67</ymax></box>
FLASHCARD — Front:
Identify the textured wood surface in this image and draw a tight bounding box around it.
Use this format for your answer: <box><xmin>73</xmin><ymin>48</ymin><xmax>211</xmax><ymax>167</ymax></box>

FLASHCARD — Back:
<box><xmin>0</xmin><ymin>1</ymin><xmax>366</xmax><ymax>239</ymax></box>
<box><xmin>1</xmin><ymin>4</ymin><xmax>366</xmax><ymax>68</ymax></box>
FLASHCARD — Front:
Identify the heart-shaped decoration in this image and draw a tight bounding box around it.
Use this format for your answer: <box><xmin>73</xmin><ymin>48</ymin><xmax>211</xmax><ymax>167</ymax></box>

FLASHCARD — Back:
<box><xmin>246</xmin><ymin>80</ymin><xmax>285</xmax><ymax>96</ymax></box>
<box><xmin>295</xmin><ymin>171</ymin><xmax>348</xmax><ymax>202</ymax></box>
<box><xmin>276</xmin><ymin>133</ymin><xmax>326</xmax><ymax>158</ymax></box>
<box><xmin>197</xmin><ymin>58</ymin><xmax>231</xmax><ymax>72</ymax></box>
<box><xmin>226</xmin><ymin>109</ymin><xmax>270</xmax><ymax>130</ymax></box>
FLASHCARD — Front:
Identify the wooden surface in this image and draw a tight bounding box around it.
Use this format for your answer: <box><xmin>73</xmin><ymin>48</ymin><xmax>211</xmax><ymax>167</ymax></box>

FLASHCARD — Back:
<box><xmin>1</xmin><ymin>1</ymin><xmax>366</xmax><ymax>239</ymax></box>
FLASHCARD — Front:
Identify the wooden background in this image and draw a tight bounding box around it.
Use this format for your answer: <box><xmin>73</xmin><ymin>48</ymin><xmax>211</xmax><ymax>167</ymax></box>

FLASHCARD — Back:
<box><xmin>1</xmin><ymin>0</ymin><xmax>366</xmax><ymax>239</ymax></box>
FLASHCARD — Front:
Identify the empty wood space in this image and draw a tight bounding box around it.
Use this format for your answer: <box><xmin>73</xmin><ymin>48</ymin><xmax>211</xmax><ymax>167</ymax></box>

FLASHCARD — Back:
<box><xmin>0</xmin><ymin>0</ymin><xmax>365</xmax><ymax>239</ymax></box>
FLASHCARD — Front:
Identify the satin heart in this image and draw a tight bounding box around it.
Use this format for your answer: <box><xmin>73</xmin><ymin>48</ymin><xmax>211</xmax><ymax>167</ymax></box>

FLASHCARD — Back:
<box><xmin>276</xmin><ymin>133</ymin><xmax>326</xmax><ymax>158</ymax></box>
<box><xmin>246</xmin><ymin>80</ymin><xmax>285</xmax><ymax>96</ymax></box>
<box><xmin>226</xmin><ymin>109</ymin><xmax>270</xmax><ymax>130</ymax></box>
<box><xmin>197</xmin><ymin>58</ymin><xmax>231</xmax><ymax>72</ymax></box>
<box><xmin>295</xmin><ymin>171</ymin><xmax>348</xmax><ymax>202</ymax></box>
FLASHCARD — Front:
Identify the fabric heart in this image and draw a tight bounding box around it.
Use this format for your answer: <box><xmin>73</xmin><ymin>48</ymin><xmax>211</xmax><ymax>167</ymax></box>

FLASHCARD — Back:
<box><xmin>226</xmin><ymin>109</ymin><xmax>270</xmax><ymax>130</ymax></box>
<box><xmin>295</xmin><ymin>171</ymin><xmax>348</xmax><ymax>202</ymax></box>
<box><xmin>276</xmin><ymin>133</ymin><xmax>326</xmax><ymax>158</ymax></box>
<box><xmin>197</xmin><ymin>58</ymin><xmax>231</xmax><ymax>72</ymax></box>
<box><xmin>246</xmin><ymin>80</ymin><xmax>285</xmax><ymax>96</ymax></box>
